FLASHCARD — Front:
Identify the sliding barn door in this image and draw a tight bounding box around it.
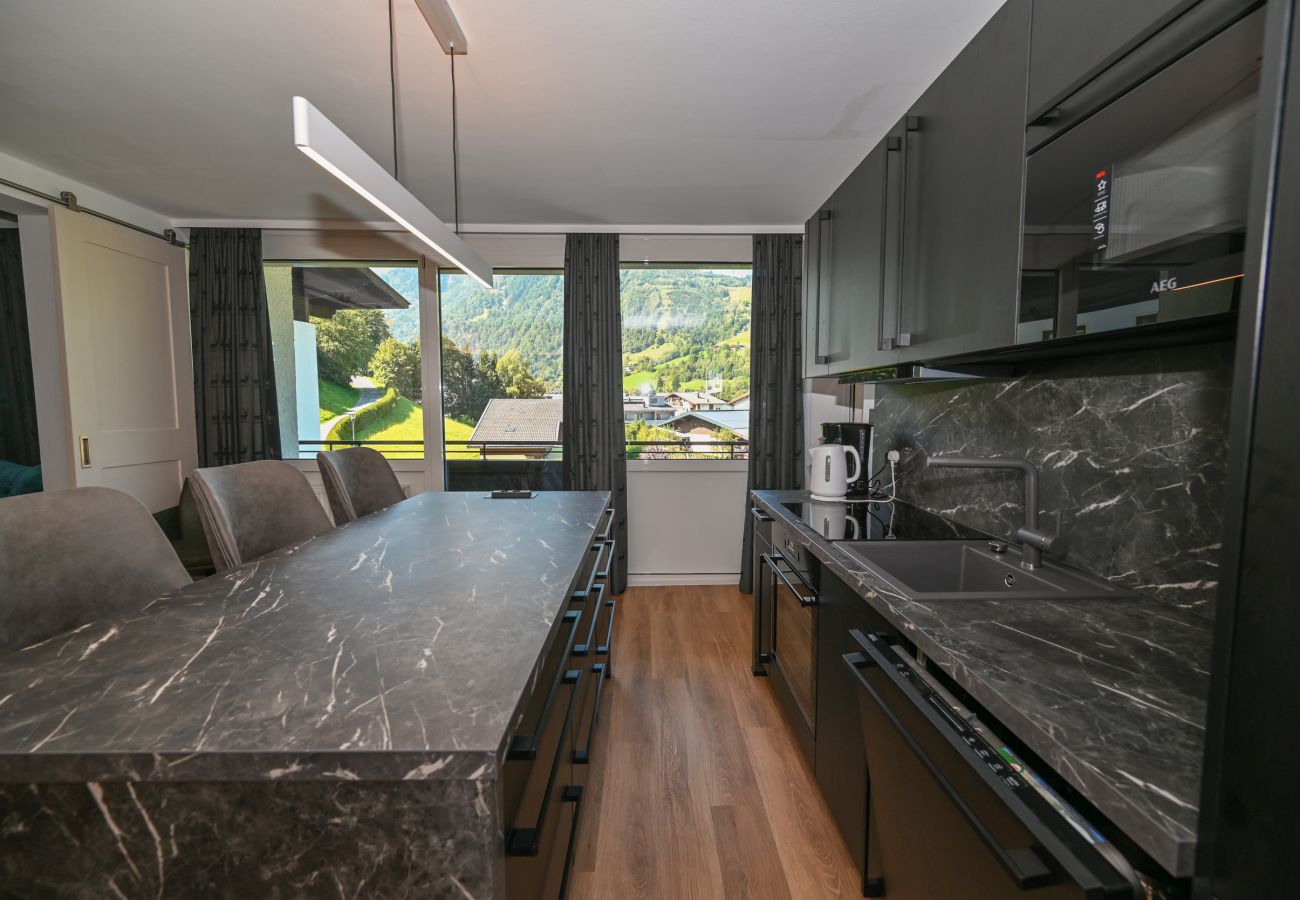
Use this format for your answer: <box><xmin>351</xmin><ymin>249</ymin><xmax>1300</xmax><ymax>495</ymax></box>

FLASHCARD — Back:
<box><xmin>50</xmin><ymin>207</ymin><xmax>196</xmax><ymax>512</ymax></box>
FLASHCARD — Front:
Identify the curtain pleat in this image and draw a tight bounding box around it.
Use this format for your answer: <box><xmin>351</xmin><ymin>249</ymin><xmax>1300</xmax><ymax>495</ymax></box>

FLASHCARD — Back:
<box><xmin>740</xmin><ymin>233</ymin><xmax>804</xmax><ymax>592</ymax></box>
<box><xmin>562</xmin><ymin>233</ymin><xmax>628</xmax><ymax>594</ymax></box>
<box><xmin>188</xmin><ymin>228</ymin><xmax>281</xmax><ymax>467</ymax></box>
<box><xmin>0</xmin><ymin>229</ymin><xmax>40</xmax><ymax>467</ymax></box>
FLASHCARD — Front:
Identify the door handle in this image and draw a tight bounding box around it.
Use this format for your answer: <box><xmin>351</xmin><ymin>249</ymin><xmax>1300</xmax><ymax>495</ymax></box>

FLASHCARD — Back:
<box><xmin>79</xmin><ymin>435</ymin><xmax>92</xmax><ymax>468</ymax></box>
<box><xmin>815</xmin><ymin>209</ymin><xmax>832</xmax><ymax>365</ymax></box>
<box><xmin>761</xmin><ymin>552</ymin><xmax>818</xmax><ymax>607</ymax></box>
<box><xmin>846</xmin><ymin>633</ymin><xmax>1056</xmax><ymax>890</ymax></box>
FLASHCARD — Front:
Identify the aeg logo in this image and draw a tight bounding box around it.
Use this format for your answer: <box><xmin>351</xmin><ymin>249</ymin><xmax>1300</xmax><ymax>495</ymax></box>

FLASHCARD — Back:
<box><xmin>1151</xmin><ymin>277</ymin><xmax>1179</xmax><ymax>293</ymax></box>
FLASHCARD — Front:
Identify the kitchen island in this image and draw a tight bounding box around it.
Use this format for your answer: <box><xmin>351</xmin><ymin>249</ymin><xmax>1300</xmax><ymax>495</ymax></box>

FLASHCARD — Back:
<box><xmin>0</xmin><ymin>490</ymin><xmax>612</xmax><ymax>898</ymax></box>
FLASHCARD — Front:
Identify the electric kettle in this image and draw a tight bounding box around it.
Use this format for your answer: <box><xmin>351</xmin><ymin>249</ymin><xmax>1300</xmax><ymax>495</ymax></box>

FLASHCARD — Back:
<box><xmin>808</xmin><ymin>444</ymin><xmax>862</xmax><ymax>501</ymax></box>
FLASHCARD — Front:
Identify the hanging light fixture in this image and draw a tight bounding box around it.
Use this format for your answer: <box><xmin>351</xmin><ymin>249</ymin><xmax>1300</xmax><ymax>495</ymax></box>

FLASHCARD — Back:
<box><xmin>292</xmin><ymin>0</ymin><xmax>492</xmax><ymax>288</ymax></box>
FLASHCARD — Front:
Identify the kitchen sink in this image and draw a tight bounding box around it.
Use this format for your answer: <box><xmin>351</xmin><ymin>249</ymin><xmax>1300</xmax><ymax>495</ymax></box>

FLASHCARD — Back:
<box><xmin>836</xmin><ymin>540</ymin><xmax>1134</xmax><ymax>601</ymax></box>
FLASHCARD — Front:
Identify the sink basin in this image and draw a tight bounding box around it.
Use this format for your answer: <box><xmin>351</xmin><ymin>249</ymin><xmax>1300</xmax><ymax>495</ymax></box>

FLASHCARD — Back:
<box><xmin>836</xmin><ymin>540</ymin><xmax>1133</xmax><ymax>601</ymax></box>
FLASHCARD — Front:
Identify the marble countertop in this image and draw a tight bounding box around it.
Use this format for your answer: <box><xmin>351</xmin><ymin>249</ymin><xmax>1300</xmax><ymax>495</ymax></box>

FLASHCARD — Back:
<box><xmin>754</xmin><ymin>489</ymin><xmax>1210</xmax><ymax>878</ymax></box>
<box><xmin>0</xmin><ymin>490</ymin><xmax>609</xmax><ymax>785</ymax></box>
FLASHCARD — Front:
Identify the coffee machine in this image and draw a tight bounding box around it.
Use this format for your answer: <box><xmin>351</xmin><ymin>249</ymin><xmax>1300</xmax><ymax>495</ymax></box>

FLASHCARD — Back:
<box><xmin>820</xmin><ymin>422</ymin><xmax>873</xmax><ymax>498</ymax></box>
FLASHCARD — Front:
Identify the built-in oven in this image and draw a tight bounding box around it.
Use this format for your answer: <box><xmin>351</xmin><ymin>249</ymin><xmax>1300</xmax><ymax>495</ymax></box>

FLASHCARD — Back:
<box><xmin>1019</xmin><ymin>5</ymin><xmax>1265</xmax><ymax>345</ymax></box>
<box><xmin>759</xmin><ymin>521</ymin><xmax>819</xmax><ymax>763</ymax></box>
<box><xmin>845</xmin><ymin>630</ymin><xmax>1149</xmax><ymax>899</ymax></box>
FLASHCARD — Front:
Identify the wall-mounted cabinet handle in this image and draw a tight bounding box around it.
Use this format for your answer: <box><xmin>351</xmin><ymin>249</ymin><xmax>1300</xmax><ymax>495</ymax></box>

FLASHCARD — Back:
<box><xmin>814</xmin><ymin>208</ymin><xmax>833</xmax><ymax>366</ymax></box>
<box><xmin>506</xmin><ymin>667</ymin><xmax>582</xmax><ymax>856</ymax></box>
<box><xmin>78</xmin><ymin>436</ymin><xmax>92</xmax><ymax>468</ymax></box>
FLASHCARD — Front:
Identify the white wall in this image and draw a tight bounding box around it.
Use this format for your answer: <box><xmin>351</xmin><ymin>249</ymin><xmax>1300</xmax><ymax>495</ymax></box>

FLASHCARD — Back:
<box><xmin>293</xmin><ymin>320</ymin><xmax>320</xmax><ymax>453</ymax></box>
<box><xmin>626</xmin><ymin>459</ymin><xmax>748</xmax><ymax>583</ymax></box>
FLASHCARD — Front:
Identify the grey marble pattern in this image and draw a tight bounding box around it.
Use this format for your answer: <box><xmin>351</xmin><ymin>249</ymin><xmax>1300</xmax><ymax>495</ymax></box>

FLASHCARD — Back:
<box><xmin>0</xmin><ymin>490</ymin><xmax>609</xmax><ymax>782</ymax></box>
<box><xmin>753</xmin><ymin>489</ymin><xmax>1211</xmax><ymax>877</ymax></box>
<box><xmin>871</xmin><ymin>343</ymin><xmax>1233</xmax><ymax>619</ymax></box>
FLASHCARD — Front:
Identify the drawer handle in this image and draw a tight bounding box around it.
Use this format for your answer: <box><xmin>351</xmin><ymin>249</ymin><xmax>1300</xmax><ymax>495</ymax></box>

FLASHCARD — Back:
<box><xmin>573</xmin><ymin>541</ymin><xmax>609</xmax><ymax>601</ymax></box>
<box><xmin>508</xmin><ymin>612</ymin><xmax>581</xmax><ymax>761</ymax></box>
<box><xmin>573</xmin><ymin>662</ymin><xmax>607</xmax><ymax>765</ymax></box>
<box><xmin>598</xmin><ymin>507</ymin><xmax>614</xmax><ymax>541</ymax></box>
<box><xmin>750</xmin><ymin>506</ymin><xmax>773</xmax><ymax>523</ymax></box>
<box><xmin>556</xmin><ymin>784</ymin><xmax>585</xmax><ymax>900</ymax></box>
<box><xmin>506</xmin><ymin>667</ymin><xmax>582</xmax><ymax>857</ymax></box>
<box><xmin>595</xmin><ymin>539</ymin><xmax>615</xmax><ymax>581</ymax></box>
<box><xmin>573</xmin><ymin>583</ymin><xmax>606</xmax><ymax>657</ymax></box>
<box><xmin>597</xmin><ymin>598</ymin><xmax>616</xmax><ymax>657</ymax></box>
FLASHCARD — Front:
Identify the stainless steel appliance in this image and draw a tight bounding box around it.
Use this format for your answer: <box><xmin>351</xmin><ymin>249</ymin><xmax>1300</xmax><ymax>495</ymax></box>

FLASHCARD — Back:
<box><xmin>1019</xmin><ymin>7</ymin><xmax>1265</xmax><ymax>345</ymax></box>
<box><xmin>846</xmin><ymin>630</ymin><xmax>1144</xmax><ymax>899</ymax></box>
<box><xmin>759</xmin><ymin>520</ymin><xmax>819</xmax><ymax>761</ymax></box>
<box><xmin>821</xmin><ymin>422</ymin><xmax>873</xmax><ymax>497</ymax></box>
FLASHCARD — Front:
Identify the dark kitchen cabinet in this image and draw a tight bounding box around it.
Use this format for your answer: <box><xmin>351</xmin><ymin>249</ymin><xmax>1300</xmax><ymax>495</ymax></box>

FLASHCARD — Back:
<box><xmin>1027</xmin><ymin>0</ymin><xmax>1192</xmax><ymax>120</ymax></box>
<box><xmin>803</xmin><ymin>202</ymin><xmax>831</xmax><ymax>378</ymax></box>
<box><xmin>803</xmin><ymin>139</ymin><xmax>902</xmax><ymax>377</ymax></box>
<box><xmin>814</xmin><ymin>569</ymin><xmax>896</xmax><ymax>887</ymax></box>
<box><xmin>893</xmin><ymin>0</ymin><xmax>1031</xmax><ymax>363</ymax></box>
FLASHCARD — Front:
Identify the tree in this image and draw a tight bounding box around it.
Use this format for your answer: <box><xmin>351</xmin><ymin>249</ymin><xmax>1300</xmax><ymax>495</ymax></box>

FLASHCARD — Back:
<box><xmin>371</xmin><ymin>337</ymin><xmax>422</xmax><ymax>401</ymax></box>
<box><xmin>314</xmin><ymin>309</ymin><xmax>390</xmax><ymax>386</ymax></box>
<box><xmin>496</xmin><ymin>349</ymin><xmax>547</xmax><ymax>399</ymax></box>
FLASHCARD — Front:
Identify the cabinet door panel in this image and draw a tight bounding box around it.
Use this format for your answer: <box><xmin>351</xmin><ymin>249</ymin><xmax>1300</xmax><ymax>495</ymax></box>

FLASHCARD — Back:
<box><xmin>826</xmin><ymin>144</ymin><xmax>893</xmax><ymax>375</ymax></box>
<box><xmin>1027</xmin><ymin>0</ymin><xmax>1192</xmax><ymax>119</ymax></box>
<box><xmin>897</xmin><ymin>0</ymin><xmax>1031</xmax><ymax>362</ymax></box>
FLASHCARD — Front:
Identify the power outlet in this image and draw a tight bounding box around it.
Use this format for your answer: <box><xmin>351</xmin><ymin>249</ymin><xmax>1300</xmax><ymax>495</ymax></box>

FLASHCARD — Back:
<box><xmin>887</xmin><ymin>450</ymin><xmax>901</xmax><ymax>463</ymax></box>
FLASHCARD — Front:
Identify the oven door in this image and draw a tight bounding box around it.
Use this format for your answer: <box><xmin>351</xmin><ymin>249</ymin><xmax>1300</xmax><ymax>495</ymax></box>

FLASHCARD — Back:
<box><xmin>761</xmin><ymin>551</ymin><xmax>818</xmax><ymax>759</ymax></box>
<box><xmin>1019</xmin><ymin>7</ymin><xmax>1264</xmax><ymax>345</ymax></box>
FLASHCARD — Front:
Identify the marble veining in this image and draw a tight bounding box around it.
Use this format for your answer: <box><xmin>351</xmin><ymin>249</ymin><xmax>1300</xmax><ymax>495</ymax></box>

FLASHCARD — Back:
<box><xmin>0</xmin><ymin>490</ymin><xmax>610</xmax><ymax>783</ymax></box>
<box><xmin>754</xmin><ymin>489</ymin><xmax>1211</xmax><ymax>877</ymax></box>
<box><xmin>870</xmin><ymin>343</ymin><xmax>1232</xmax><ymax>619</ymax></box>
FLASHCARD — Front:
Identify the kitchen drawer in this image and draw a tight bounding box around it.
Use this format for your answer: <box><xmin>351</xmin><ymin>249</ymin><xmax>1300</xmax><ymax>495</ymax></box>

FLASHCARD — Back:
<box><xmin>505</xmin><ymin>664</ymin><xmax>585</xmax><ymax>900</ymax></box>
<box><xmin>769</xmin><ymin>520</ymin><xmax>809</xmax><ymax>574</ymax></box>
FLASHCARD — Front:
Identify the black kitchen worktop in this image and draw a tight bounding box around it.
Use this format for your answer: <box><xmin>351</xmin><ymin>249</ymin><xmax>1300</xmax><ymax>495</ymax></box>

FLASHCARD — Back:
<box><xmin>0</xmin><ymin>490</ymin><xmax>610</xmax><ymax>784</ymax></box>
<box><xmin>781</xmin><ymin>497</ymin><xmax>991</xmax><ymax>542</ymax></box>
<box><xmin>754</xmin><ymin>489</ymin><xmax>1211</xmax><ymax>878</ymax></box>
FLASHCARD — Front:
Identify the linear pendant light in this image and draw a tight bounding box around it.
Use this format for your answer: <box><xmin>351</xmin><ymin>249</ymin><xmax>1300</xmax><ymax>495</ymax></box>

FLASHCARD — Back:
<box><xmin>292</xmin><ymin>96</ymin><xmax>493</xmax><ymax>288</ymax></box>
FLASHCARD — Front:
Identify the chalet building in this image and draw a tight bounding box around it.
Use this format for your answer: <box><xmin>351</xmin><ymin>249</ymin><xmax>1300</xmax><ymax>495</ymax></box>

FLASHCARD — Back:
<box><xmin>662</xmin><ymin>391</ymin><xmax>730</xmax><ymax>411</ymax></box>
<box><xmin>467</xmin><ymin>398</ymin><xmax>562</xmax><ymax>459</ymax></box>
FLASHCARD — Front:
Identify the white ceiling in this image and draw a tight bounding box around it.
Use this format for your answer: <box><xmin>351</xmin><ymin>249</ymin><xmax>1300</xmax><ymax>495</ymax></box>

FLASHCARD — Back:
<box><xmin>0</xmin><ymin>0</ymin><xmax>1005</xmax><ymax>227</ymax></box>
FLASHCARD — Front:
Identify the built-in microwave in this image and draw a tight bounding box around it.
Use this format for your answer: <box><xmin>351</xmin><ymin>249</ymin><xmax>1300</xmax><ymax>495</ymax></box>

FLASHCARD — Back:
<box><xmin>1018</xmin><ymin>5</ymin><xmax>1265</xmax><ymax>345</ymax></box>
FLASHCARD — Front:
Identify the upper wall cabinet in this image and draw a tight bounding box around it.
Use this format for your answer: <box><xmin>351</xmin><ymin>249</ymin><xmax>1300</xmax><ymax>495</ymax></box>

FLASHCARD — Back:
<box><xmin>1027</xmin><ymin>0</ymin><xmax>1192</xmax><ymax>121</ymax></box>
<box><xmin>893</xmin><ymin>0</ymin><xmax>1032</xmax><ymax>363</ymax></box>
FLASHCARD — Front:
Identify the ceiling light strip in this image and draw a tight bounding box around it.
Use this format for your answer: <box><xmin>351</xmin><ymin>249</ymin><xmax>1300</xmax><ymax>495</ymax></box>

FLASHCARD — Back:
<box><xmin>292</xmin><ymin>96</ymin><xmax>493</xmax><ymax>288</ymax></box>
<box><xmin>414</xmin><ymin>0</ymin><xmax>468</xmax><ymax>54</ymax></box>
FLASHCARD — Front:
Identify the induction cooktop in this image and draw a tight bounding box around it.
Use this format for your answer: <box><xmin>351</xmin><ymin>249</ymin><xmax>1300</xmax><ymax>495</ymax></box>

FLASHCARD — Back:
<box><xmin>781</xmin><ymin>499</ymin><xmax>991</xmax><ymax>543</ymax></box>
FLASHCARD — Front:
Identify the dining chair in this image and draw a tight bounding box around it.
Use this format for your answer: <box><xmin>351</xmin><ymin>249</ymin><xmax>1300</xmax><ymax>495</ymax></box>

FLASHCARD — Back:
<box><xmin>187</xmin><ymin>460</ymin><xmax>332</xmax><ymax>572</ymax></box>
<box><xmin>0</xmin><ymin>487</ymin><xmax>190</xmax><ymax>654</ymax></box>
<box><xmin>316</xmin><ymin>447</ymin><xmax>406</xmax><ymax>524</ymax></box>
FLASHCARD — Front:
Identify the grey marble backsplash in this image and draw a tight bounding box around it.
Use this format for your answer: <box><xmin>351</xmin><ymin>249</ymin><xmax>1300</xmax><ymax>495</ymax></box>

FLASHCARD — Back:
<box><xmin>870</xmin><ymin>343</ymin><xmax>1233</xmax><ymax>619</ymax></box>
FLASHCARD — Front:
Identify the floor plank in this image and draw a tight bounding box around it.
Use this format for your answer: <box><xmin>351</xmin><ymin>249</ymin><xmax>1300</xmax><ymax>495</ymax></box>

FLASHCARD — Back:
<box><xmin>570</xmin><ymin>585</ymin><xmax>860</xmax><ymax>900</ymax></box>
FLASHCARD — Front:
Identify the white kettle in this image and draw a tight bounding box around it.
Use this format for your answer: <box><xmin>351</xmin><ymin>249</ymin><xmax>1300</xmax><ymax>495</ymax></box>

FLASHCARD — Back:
<box><xmin>809</xmin><ymin>444</ymin><xmax>861</xmax><ymax>501</ymax></box>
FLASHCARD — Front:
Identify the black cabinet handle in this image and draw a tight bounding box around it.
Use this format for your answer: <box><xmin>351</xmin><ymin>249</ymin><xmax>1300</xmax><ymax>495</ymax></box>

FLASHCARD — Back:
<box><xmin>750</xmin><ymin>506</ymin><xmax>774</xmax><ymax>523</ymax></box>
<box><xmin>573</xmin><ymin>662</ymin><xmax>607</xmax><ymax>765</ymax></box>
<box><xmin>572</xmin><ymin>540</ymin><xmax>608</xmax><ymax>601</ymax></box>
<box><xmin>761</xmin><ymin>552</ymin><xmax>817</xmax><ymax>607</ymax></box>
<box><xmin>508</xmin><ymin>612</ymin><xmax>581</xmax><ymax>761</ymax></box>
<box><xmin>597</xmin><ymin>597</ymin><xmax>616</xmax><ymax>657</ymax></box>
<box><xmin>597</xmin><ymin>507</ymin><xmax>614</xmax><ymax>542</ymax></box>
<box><xmin>507</xmin><ymin>667</ymin><xmax>583</xmax><ymax>857</ymax></box>
<box><xmin>573</xmin><ymin>583</ymin><xmax>605</xmax><ymax>657</ymax></box>
<box><xmin>596</xmin><ymin>540</ymin><xmax>615</xmax><ymax>581</ymax></box>
<box><xmin>815</xmin><ymin>208</ymin><xmax>833</xmax><ymax>365</ymax></box>
<box><xmin>845</xmin><ymin>634</ymin><xmax>1055</xmax><ymax>890</ymax></box>
<box><xmin>556</xmin><ymin>784</ymin><xmax>584</xmax><ymax>900</ymax></box>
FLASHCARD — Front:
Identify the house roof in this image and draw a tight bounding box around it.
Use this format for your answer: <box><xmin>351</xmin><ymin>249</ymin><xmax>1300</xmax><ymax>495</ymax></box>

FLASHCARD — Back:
<box><xmin>468</xmin><ymin>398</ymin><xmax>563</xmax><ymax>445</ymax></box>
<box><xmin>729</xmin><ymin>392</ymin><xmax>749</xmax><ymax>403</ymax></box>
<box><xmin>665</xmin><ymin>391</ymin><xmax>726</xmax><ymax>406</ymax></box>
<box><xmin>296</xmin><ymin>266</ymin><xmax>410</xmax><ymax>316</ymax></box>
<box><xmin>665</xmin><ymin>409</ymin><xmax>751</xmax><ymax>438</ymax></box>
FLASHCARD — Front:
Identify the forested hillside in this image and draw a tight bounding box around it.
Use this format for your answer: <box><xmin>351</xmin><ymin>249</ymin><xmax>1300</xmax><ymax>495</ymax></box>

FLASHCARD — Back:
<box><xmin>390</xmin><ymin>268</ymin><xmax>752</xmax><ymax>396</ymax></box>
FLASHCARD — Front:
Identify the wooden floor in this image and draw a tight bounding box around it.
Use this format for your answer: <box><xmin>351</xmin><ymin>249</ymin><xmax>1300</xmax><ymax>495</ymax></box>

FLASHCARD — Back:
<box><xmin>568</xmin><ymin>585</ymin><xmax>861</xmax><ymax>900</ymax></box>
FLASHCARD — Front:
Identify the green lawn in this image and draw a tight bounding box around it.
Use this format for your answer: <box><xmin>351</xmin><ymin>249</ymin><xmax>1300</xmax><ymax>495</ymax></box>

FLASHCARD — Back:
<box><xmin>318</xmin><ymin>379</ymin><xmax>359</xmax><ymax>423</ymax></box>
<box><xmin>350</xmin><ymin>399</ymin><xmax>484</xmax><ymax>459</ymax></box>
<box><xmin>623</xmin><ymin>370</ymin><xmax>659</xmax><ymax>393</ymax></box>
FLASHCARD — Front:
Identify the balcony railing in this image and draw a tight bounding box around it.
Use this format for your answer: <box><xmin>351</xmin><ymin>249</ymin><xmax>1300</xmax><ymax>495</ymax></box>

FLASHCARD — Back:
<box><xmin>298</xmin><ymin>439</ymin><xmax>748</xmax><ymax>460</ymax></box>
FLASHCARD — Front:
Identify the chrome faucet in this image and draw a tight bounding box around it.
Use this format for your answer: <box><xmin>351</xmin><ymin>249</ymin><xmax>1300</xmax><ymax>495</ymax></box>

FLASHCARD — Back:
<box><xmin>926</xmin><ymin>455</ymin><xmax>1066</xmax><ymax>569</ymax></box>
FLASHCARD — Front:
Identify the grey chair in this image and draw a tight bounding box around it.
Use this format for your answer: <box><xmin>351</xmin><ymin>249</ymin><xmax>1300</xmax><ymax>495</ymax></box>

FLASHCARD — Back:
<box><xmin>188</xmin><ymin>460</ymin><xmax>332</xmax><ymax>572</ymax></box>
<box><xmin>0</xmin><ymin>487</ymin><xmax>190</xmax><ymax>654</ymax></box>
<box><xmin>316</xmin><ymin>447</ymin><xmax>406</xmax><ymax>524</ymax></box>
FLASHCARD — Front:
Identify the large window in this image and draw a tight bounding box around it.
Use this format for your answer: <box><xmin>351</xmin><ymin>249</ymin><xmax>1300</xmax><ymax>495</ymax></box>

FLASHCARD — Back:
<box><xmin>438</xmin><ymin>270</ymin><xmax>564</xmax><ymax>486</ymax></box>
<box><xmin>264</xmin><ymin>261</ymin><xmax>424</xmax><ymax>460</ymax></box>
<box><xmin>620</xmin><ymin>266</ymin><xmax>752</xmax><ymax>459</ymax></box>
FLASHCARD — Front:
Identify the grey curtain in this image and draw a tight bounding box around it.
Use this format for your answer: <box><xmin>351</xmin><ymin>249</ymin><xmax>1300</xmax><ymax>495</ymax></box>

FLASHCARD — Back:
<box><xmin>189</xmin><ymin>228</ymin><xmax>282</xmax><ymax>466</ymax></box>
<box><xmin>562</xmin><ymin>233</ymin><xmax>628</xmax><ymax>594</ymax></box>
<box><xmin>0</xmin><ymin>229</ymin><xmax>40</xmax><ymax>467</ymax></box>
<box><xmin>740</xmin><ymin>233</ymin><xmax>804</xmax><ymax>593</ymax></box>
